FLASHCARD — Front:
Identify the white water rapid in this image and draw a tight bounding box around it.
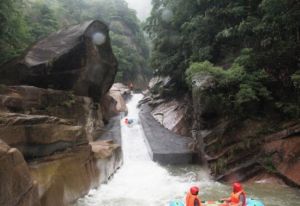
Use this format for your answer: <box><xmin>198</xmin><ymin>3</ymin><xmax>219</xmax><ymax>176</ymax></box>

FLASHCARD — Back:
<box><xmin>76</xmin><ymin>94</ymin><xmax>300</xmax><ymax>206</ymax></box>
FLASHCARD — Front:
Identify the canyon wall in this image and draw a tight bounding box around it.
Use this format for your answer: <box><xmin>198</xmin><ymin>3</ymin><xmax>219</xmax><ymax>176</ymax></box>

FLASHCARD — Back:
<box><xmin>0</xmin><ymin>20</ymin><xmax>125</xmax><ymax>206</ymax></box>
<box><xmin>143</xmin><ymin>75</ymin><xmax>300</xmax><ymax>188</ymax></box>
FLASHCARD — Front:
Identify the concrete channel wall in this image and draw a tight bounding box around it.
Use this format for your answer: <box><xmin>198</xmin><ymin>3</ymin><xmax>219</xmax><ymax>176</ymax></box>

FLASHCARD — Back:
<box><xmin>139</xmin><ymin>104</ymin><xmax>196</xmax><ymax>164</ymax></box>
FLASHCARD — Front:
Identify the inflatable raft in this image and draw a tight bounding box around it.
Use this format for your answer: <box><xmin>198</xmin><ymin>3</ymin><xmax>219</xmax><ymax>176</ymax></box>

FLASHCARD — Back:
<box><xmin>170</xmin><ymin>198</ymin><xmax>264</xmax><ymax>206</ymax></box>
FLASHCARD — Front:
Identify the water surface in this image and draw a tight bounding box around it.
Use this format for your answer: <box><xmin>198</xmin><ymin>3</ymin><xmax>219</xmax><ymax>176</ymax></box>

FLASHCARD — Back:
<box><xmin>76</xmin><ymin>94</ymin><xmax>300</xmax><ymax>206</ymax></box>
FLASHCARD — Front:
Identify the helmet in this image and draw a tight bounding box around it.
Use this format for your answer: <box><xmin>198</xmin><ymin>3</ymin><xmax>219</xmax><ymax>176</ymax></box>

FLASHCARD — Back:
<box><xmin>190</xmin><ymin>186</ymin><xmax>199</xmax><ymax>195</ymax></box>
<box><xmin>233</xmin><ymin>182</ymin><xmax>242</xmax><ymax>193</ymax></box>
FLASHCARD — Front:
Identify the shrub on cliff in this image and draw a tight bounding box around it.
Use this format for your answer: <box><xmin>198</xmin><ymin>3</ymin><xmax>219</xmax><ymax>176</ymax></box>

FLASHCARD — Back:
<box><xmin>186</xmin><ymin>61</ymin><xmax>272</xmax><ymax>117</ymax></box>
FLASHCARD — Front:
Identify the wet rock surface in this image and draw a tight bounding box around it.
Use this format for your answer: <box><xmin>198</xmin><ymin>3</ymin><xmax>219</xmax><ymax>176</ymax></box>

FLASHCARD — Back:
<box><xmin>29</xmin><ymin>145</ymin><xmax>94</xmax><ymax>206</ymax></box>
<box><xmin>91</xmin><ymin>139</ymin><xmax>122</xmax><ymax>183</ymax></box>
<box><xmin>0</xmin><ymin>140</ymin><xmax>40</xmax><ymax>206</ymax></box>
<box><xmin>0</xmin><ymin>85</ymin><xmax>104</xmax><ymax>141</ymax></box>
<box><xmin>0</xmin><ymin>112</ymin><xmax>87</xmax><ymax>159</ymax></box>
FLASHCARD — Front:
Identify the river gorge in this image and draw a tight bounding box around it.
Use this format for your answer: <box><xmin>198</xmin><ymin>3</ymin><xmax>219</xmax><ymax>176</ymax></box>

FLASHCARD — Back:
<box><xmin>76</xmin><ymin>94</ymin><xmax>300</xmax><ymax>206</ymax></box>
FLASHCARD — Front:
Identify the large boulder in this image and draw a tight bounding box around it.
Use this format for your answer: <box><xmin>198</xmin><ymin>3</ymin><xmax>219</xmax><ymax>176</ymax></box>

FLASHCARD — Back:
<box><xmin>0</xmin><ymin>140</ymin><xmax>40</xmax><ymax>206</ymax></box>
<box><xmin>0</xmin><ymin>20</ymin><xmax>118</xmax><ymax>101</ymax></box>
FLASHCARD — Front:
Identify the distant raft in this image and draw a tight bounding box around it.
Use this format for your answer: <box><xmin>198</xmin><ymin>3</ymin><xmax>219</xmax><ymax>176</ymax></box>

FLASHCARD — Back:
<box><xmin>169</xmin><ymin>198</ymin><xmax>264</xmax><ymax>206</ymax></box>
<box><xmin>124</xmin><ymin>117</ymin><xmax>138</xmax><ymax>127</ymax></box>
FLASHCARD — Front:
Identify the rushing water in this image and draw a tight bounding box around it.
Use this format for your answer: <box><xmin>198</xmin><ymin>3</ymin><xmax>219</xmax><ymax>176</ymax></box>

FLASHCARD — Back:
<box><xmin>76</xmin><ymin>94</ymin><xmax>300</xmax><ymax>206</ymax></box>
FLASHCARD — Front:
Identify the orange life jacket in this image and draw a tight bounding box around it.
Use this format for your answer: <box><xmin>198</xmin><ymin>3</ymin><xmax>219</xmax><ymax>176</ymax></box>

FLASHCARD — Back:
<box><xmin>230</xmin><ymin>190</ymin><xmax>246</xmax><ymax>206</ymax></box>
<box><xmin>186</xmin><ymin>192</ymin><xmax>201</xmax><ymax>206</ymax></box>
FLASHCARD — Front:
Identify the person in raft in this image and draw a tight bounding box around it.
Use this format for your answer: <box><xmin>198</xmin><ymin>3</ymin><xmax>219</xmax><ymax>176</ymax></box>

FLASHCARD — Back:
<box><xmin>223</xmin><ymin>182</ymin><xmax>246</xmax><ymax>206</ymax></box>
<box><xmin>186</xmin><ymin>186</ymin><xmax>202</xmax><ymax>206</ymax></box>
<box><xmin>124</xmin><ymin>118</ymin><xmax>133</xmax><ymax>125</ymax></box>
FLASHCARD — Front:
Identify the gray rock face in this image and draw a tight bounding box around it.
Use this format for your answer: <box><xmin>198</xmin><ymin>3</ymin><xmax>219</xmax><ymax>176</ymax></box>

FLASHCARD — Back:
<box><xmin>151</xmin><ymin>99</ymin><xmax>190</xmax><ymax>137</ymax></box>
<box><xmin>0</xmin><ymin>20</ymin><xmax>118</xmax><ymax>101</ymax></box>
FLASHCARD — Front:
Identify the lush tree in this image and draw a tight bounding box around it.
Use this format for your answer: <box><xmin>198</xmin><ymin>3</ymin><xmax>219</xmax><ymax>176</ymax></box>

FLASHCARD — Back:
<box><xmin>0</xmin><ymin>0</ymin><xmax>30</xmax><ymax>63</ymax></box>
<box><xmin>25</xmin><ymin>0</ymin><xmax>59</xmax><ymax>40</ymax></box>
<box><xmin>146</xmin><ymin>0</ymin><xmax>300</xmax><ymax>118</ymax></box>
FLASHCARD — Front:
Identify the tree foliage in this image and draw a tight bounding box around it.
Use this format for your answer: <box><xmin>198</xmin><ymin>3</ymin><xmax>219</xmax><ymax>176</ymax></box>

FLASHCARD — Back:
<box><xmin>0</xmin><ymin>0</ymin><xmax>30</xmax><ymax>63</ymax></box>
<box><xmin>146</xmin><ymin>0</ymin><xmax>300</xmax><ymax>118</ymax></box>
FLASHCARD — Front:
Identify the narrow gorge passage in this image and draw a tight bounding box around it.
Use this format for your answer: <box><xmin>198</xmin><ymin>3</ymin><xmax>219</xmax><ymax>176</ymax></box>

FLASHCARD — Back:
<box><xmin>76</xmin><ymin>94</ymin><xmax>300</xmax><ymax>206</ymax></box>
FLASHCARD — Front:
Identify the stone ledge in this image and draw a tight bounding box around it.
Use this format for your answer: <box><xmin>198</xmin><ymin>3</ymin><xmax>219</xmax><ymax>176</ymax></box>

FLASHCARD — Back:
<box><xmin>139</xmin><ymin>103</ymin><xmax>196</xmax><ymax>165</ymax></box>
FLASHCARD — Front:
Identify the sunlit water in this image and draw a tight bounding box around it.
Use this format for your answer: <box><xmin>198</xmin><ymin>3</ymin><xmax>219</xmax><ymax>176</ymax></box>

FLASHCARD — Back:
<box><xmin>76</xmin><ymin>94</ymin><xmax>300</xmax><ymax>206</ymax></box>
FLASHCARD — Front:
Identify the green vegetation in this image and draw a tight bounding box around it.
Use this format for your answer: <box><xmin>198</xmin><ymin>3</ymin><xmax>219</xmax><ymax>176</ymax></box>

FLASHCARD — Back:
<box><xmin>0</xmin><ymin>0</ymin><xmax>30</xmax><ymax>63</ymax></box>
<box><xmin>186</xmin><ymin>61</ymin><xmax>272</xmax><ymax>116</ymax></box>
<box><xmin>145</xmin><ymin>0</ymin><xmax>300</xmax><ymax>119</ymax></box>
<box><xmin>0</xmin><ymin>0</ymin><xmax>150</xmax><ymax>84</ymax></box>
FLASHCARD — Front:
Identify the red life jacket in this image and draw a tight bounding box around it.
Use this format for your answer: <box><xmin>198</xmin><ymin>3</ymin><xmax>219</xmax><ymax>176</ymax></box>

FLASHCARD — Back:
<box><xmin>230</xmin><ymin>190</ymin><xmax>246</xmax><ymax>206</ymax></box>
<box><xmin>186</xmin><ymin>192</ymin><xmax>201</xmax><ymax>206</ymax></box>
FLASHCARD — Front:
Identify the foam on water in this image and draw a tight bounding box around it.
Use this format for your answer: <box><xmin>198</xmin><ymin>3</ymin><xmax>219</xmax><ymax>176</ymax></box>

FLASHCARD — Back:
<box><xmin>76</xmin><ymin>94</ymin><xmax>300</xmax><ymax>206</ymax></box>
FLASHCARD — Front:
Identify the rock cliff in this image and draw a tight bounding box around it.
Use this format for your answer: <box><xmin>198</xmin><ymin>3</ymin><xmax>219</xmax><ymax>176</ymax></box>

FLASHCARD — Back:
<box><xmin>140</xmin><ymin>76</ymin><xmax>191</xmax><ymax>137</ymax></box>
<box><xmin>144</xmin><ymin>75</ymin><xmax>300</xmax><ymax>188</ymax></box>
<box><xmin>0</xmin><ymin>20</ymin><xmax>124</xmax><ymax>206</ymax></box>
<box><xmin>191</xmin><ymin>74</ymin><xmax>300</xmax><ymax>187</ymax></box>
